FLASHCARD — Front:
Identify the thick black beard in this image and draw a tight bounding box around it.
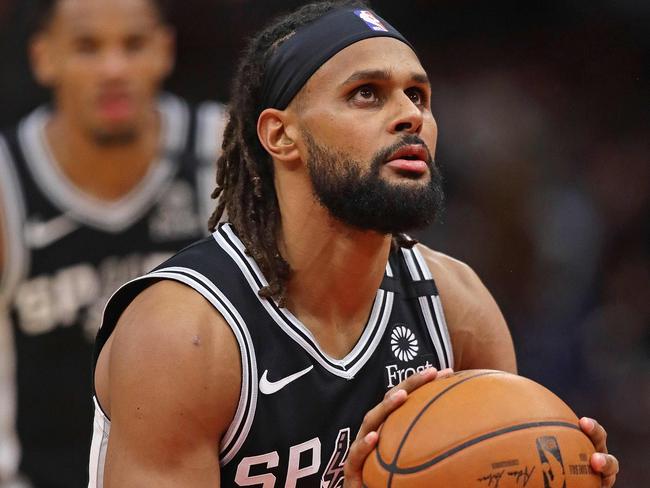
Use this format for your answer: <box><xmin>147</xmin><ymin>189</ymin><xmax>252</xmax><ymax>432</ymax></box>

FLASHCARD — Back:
<box><xmin>305</xmin><ymin>132</ymin><xmax>445</xmax><ymax>234</ymax></box>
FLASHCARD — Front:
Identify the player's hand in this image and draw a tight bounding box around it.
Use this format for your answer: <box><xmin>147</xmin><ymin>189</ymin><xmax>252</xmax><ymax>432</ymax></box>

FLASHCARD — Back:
<box><xmin>342</xmin><ymin>367</ymin><xmax>454</xmax><ymax>488</ymax></box>
<box><xmin>579</xmin><ymin>417</ymin><xmax>619</xmax><ymax>487</ymax></box>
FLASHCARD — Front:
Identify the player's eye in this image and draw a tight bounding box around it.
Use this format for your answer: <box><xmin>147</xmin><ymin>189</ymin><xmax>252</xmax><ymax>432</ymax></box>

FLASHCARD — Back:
<box><xmin>74</xmin><ymin>37</ymin><xmax>99</xmax><ymax>55</ymax></box>
<box><xmin>405</xmin><ymin>87</ymin><xmax>426</xmax><ymax>106</ymax></box>
<box><xmin>350</xmin><ymin>85</ymin><xmax>380</xmax><ymax>105</ymax></box>
<box><xmin>124</xmin><ymin>35</ymin><xmax>146</xmax><ymax>53</ymax></box>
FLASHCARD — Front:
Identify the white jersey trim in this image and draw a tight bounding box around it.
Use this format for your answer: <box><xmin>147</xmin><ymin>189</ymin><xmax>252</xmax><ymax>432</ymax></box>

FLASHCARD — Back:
<box><xmin>146</xmin><ymin>267</ymin><xmax>257</xmax><ymax>465</ymax></box>
<box><xmin>0</xmin><ymin>136</ymin><xmax>28</xmax><ymax>305</ymax></box>
<box><xmin>0</xmin><ymin>138</ymin><xmax>26</xmax><ymax>484</ymax></box>
<box><xmin>412</xmin><ymin>248</ymin><xmax>454</xmax><ymax>368</ymax></box>
<box><xmin>0</xmin><ymin>312</ymin><xmax>21</xmax><ymax>485</ymax></box>
<box><xmin>88</xmin><ymin>397</ymin><xmax>110</xmax><ymax>488</ymax></box>
<box><xmin>17</xmin><ymin>95</ymin><xmax>190</xmax><ymax>233</ymax></box>
<box><xmin>214</xmin><ymin>224</ymin><xmax>394</xmax><ymax>379</ymax></box>
<box><xmin>401</xmin><ymin>246</ymin><xmax>454</xmax><ymax>370</ymax></box>
<box><xmin>431</xmin><ymin>294</ymin><xmax>454</xmax><ymax>368</ymax></box>
<box><xmin>92</xmin><ymin>266</ymin><xmax>257</xmax><ymax>473</ymax></box>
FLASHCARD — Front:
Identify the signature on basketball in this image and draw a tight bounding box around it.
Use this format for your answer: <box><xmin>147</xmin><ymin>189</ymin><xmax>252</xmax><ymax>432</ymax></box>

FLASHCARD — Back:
<box><xmin>477</xmin><ymin>470</ymin><xmax>504</xmax><ymax>487</ymax></box>
<box><xmin>477</xmin><ymin>465</ymin><xmax>535</xmax><ymax>487</ymax></box>
<box><xmin>507</xmin><ymin>466</ymin><xmax>535</xmax><ymax>486</ymax></box>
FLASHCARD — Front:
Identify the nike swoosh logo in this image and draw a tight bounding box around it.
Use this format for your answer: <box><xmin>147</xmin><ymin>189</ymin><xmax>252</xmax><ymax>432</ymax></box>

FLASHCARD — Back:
<box><xmin>24</xmin><ymin>214</ymin><xmax>79</xmax><ymax>249</ymax></box>
<box><xmin>259</xmin><ymin>365</ymin><xmax>314</xmax><ymax>395</ymax></box>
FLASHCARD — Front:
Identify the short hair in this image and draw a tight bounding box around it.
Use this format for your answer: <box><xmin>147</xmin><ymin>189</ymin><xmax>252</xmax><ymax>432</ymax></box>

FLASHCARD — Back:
<box><xmin>31</xmin><ymin>0</ymin><xmax>172</xmax><ymax>33</ymax></box>
<box><xmin>208</xmin><ymin>0</ymin><xmax>417</xmax><ymax>306</ymax></box>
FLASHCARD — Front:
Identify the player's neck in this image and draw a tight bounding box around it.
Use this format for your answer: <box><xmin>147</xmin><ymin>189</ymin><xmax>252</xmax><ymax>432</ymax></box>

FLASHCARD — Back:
<box><xmin>45</xmin><ymin>110</ymin><xmax>160</xmax><ymax>201</ymax></box>
<box><xmin>280</xmin><ymin>200</ymin><xmax>392</xmax><ymax>358</ymax></box>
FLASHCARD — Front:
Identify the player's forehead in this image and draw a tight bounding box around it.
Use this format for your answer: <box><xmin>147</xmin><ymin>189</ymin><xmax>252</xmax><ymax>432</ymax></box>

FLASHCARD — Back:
<box><xmin>49</xmin><ymin>0</ymin><xmax>161</xmax><ymax>35</ymax></box>
<box><xmin>305</xmin><ymin>37</ymin><xmax>427</xmax><ymax>92</ymax></box>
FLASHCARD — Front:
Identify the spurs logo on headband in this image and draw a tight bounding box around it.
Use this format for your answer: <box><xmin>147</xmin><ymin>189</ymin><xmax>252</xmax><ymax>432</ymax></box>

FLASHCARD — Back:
<box><xmin>354</xmin><ymin>10</ymin><xmax>389</xmax><ymax>32</ymax></box>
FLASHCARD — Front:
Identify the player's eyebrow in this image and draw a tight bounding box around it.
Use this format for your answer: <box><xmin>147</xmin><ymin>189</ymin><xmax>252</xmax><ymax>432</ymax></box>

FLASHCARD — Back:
<box><xmin>340</xmin><ymin>69</ymin><xmax>430</xmax><ymax>86</ymax></box>
<box><xmin>411</xmin><ymin>72</ymin><xmax>430</xmax><ymax>85</ymax></box>
<box><xmin>341</xmin><ymin>69</ymin><xmax>390</xmax><ymax>85</ymax></box>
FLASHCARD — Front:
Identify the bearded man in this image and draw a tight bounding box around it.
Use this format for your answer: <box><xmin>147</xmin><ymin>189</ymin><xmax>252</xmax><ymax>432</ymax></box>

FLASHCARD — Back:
<box><xmin>88</xmin><ymin>2</ymin><xmax>619</xmax><ymax>487</ymax></box>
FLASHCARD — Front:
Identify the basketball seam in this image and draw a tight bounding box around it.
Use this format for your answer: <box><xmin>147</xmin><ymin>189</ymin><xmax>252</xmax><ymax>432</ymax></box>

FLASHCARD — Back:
<box><xmin>379</xmin><ymin>420</ymin><xmax>581</xmax><ymax>476</ymax></box>
<box><xmin>382</xmin><ymin>370</ymin><xmax>505</xmax><ymax>487</ymax></box>
<box><xmin>377</xmin><ymin>371</ymin><xmax>506</xmax><ymax>480</ymax></box>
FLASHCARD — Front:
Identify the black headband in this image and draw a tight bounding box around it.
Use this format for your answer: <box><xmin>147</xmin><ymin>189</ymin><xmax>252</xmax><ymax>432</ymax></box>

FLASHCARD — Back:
<box><xmin>261</xmin><ymin>8</ymin><xmax>413</xmax><ymax>111</ymax></box>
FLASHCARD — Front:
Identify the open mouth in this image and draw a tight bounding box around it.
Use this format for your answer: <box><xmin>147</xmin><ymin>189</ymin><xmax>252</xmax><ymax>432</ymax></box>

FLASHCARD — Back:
<box><xmin>388</xmin><ymin>145</ymin><xmax>429</xmax><ymax>161</ymax></box>
<box><xmin>384</xmin><ymin>144</ymin><xmax>430</xmax><ymax>176</ymax></box>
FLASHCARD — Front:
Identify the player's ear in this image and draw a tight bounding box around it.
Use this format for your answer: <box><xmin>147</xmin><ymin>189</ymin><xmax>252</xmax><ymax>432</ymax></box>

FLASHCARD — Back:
<box><xmin>30</xmin><ymin>33</ymin><xmax>56</xmax><ymax>87</ymax></box>
<box><xmin>257</xmin><ymin>109</ymin><xmax>300</xmax><ymax>165</ymax></box>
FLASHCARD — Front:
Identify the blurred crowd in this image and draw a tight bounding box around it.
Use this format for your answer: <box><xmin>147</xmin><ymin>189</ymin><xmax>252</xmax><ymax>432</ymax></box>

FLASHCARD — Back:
<box><xmin>1</xmin><ymin>0</ymin><xmax>648</xmax><ymax>486</ymax></box>
<box><xmin>412</xmin><ymin>3</ymin><xmax>649</xmax><ymax>484</ymax></box>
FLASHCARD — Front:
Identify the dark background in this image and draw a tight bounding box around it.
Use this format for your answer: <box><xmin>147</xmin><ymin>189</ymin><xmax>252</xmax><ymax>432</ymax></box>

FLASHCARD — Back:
<box><xmin>1</xmin><ymin>1</ymin><xmax>648</xmax><ymax>485</ymax></box>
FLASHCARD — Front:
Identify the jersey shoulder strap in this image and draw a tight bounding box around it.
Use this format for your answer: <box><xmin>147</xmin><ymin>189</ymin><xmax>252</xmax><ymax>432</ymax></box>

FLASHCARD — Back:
<box><xmin>0</xmin><ymin>132</ymin><xmax>28</xmax><ymax>303</ymax></box>
<box><xmin>391</xmin><ymin>244</ymin><xmax>455</xmax><ymax>370</ymax></box>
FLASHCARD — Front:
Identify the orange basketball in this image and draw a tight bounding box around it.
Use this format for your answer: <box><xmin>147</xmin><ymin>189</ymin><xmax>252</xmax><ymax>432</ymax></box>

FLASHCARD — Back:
<box><xmin>363</xmin><ymin>369</ymin><xmax>600</xmax><ymax>488</ymax></box>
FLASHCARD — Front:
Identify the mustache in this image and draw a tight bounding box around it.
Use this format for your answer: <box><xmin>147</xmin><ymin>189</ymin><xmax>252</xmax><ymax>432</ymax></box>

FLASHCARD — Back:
<box><xmin>372</xmin><ymin>134</ymin><xmax>434</xmax><ymax>169</ymax></box>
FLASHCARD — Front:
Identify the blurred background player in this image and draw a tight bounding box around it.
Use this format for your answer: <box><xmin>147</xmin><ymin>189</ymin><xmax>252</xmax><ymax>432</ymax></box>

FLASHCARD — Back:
<box><xmin>0</xmin><ymin>0</ymin><xmax>223</xmax><ymax>486</ymax></box>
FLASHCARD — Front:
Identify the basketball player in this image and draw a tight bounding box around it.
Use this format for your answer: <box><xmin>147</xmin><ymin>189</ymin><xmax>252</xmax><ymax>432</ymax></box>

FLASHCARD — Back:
<box><xmin>89</xmin><ymin>1</ymin><xmax>619</xmax><ymax>487</ymax></box>
<box><xmin>0</xmin><ymin>0</ymin><xmax>223</xmax><ymax>486</ymax></box>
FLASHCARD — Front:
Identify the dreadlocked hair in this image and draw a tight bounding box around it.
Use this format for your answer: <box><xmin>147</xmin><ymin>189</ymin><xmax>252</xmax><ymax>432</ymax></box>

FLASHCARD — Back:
<box><xmin>210</xmin><ymin>0</ymin><xmax>418</xmax><ymax>306</ymax></box>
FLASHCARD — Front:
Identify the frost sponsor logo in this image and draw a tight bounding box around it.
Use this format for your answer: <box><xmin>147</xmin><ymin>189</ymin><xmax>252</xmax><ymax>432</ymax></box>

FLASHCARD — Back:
<box><xmin>391</xmin><ymin>325</ymin><xmax>419</xmax><ymax>361</ymax></box>
<box><xmin>384</xmin><ymin>324</ymin><xmax>434</xmax><ymax>388</ymax></box>
<box><xmin>385</xmin><ymin>359</ymin><xmax>435</xmax><ymax>388</ymax></box>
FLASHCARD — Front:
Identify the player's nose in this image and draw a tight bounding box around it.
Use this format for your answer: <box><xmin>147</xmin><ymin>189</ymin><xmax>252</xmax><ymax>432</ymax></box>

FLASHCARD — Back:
<box><xmin>388</xmin><ymin>91</ymin><xmax>424</xmax><ymax>135</ymax></box>
<box><xmin>99</xmin><ymin>49</ymin><xmax>129</xmax><ymax>78</ymax></box>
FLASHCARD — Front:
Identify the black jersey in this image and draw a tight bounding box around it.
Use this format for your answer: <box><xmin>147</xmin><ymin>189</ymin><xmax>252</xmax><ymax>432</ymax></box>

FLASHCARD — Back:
<box><xmin>0</xmin><ymin>95</ymin><xmax>225</xmax><ymax>488</ymax></box>
<box><xmin>90</xmin><ymin>223</ymin><xmax>454</xmax><ymax>488</ymax></box>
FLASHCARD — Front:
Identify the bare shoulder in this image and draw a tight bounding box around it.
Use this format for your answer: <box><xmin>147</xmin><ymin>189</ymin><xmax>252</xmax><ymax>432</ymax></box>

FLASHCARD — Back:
<box><xmin>415</xmin><ymin>244</ymin><xmax>491</xmax><ymax>318</ymax></box>
<box><xmin>416</xmin><ymin>244</ymin><xmax>483</xmax><ymax>295</ymax></box>
<box><xmin>104</xmin><ymin>278</ymin><xmax>242</xmax><ymax>430</ymax></box>
<box><xmin>415</xmin><ymin>244</ymin><xmax>517</xmax><ymax>373</ymax></box>
<box><xmin>109</xmin><ymin>279</ymin><xmax>239</xmax><ymax>379</ymax></box>
<box><xmin>97</xmin><ymin>280</ymin><xmax>239</xmax><ymax>485</ymax></box>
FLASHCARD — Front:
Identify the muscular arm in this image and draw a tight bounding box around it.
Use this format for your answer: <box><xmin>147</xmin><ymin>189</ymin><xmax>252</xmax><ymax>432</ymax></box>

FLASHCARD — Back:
<box><xmin>418</xmin><ymin>245</ymin><xmax>517</xmax><ymax>374</ymax></box>
<box><xmin>95</xmin><ymin>280</ymin><xmax>242</xmax><ymax>487</ymax></box>
<box><xmin>417</xmin><ymin>246</ymin><xmax>620</xmax><ymax>485</ymax></box>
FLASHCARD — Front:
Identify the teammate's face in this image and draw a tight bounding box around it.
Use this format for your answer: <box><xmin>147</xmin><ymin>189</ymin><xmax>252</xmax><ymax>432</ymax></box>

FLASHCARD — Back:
<box><xmin>294</xmin><ymin>37</ymin><xmax>442</xmax><ymax>233</ymax></box>
<box><xmin>31</xmin><ymin>0</ymin><xmax>173</xmax><ymax>145</ymax></box>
